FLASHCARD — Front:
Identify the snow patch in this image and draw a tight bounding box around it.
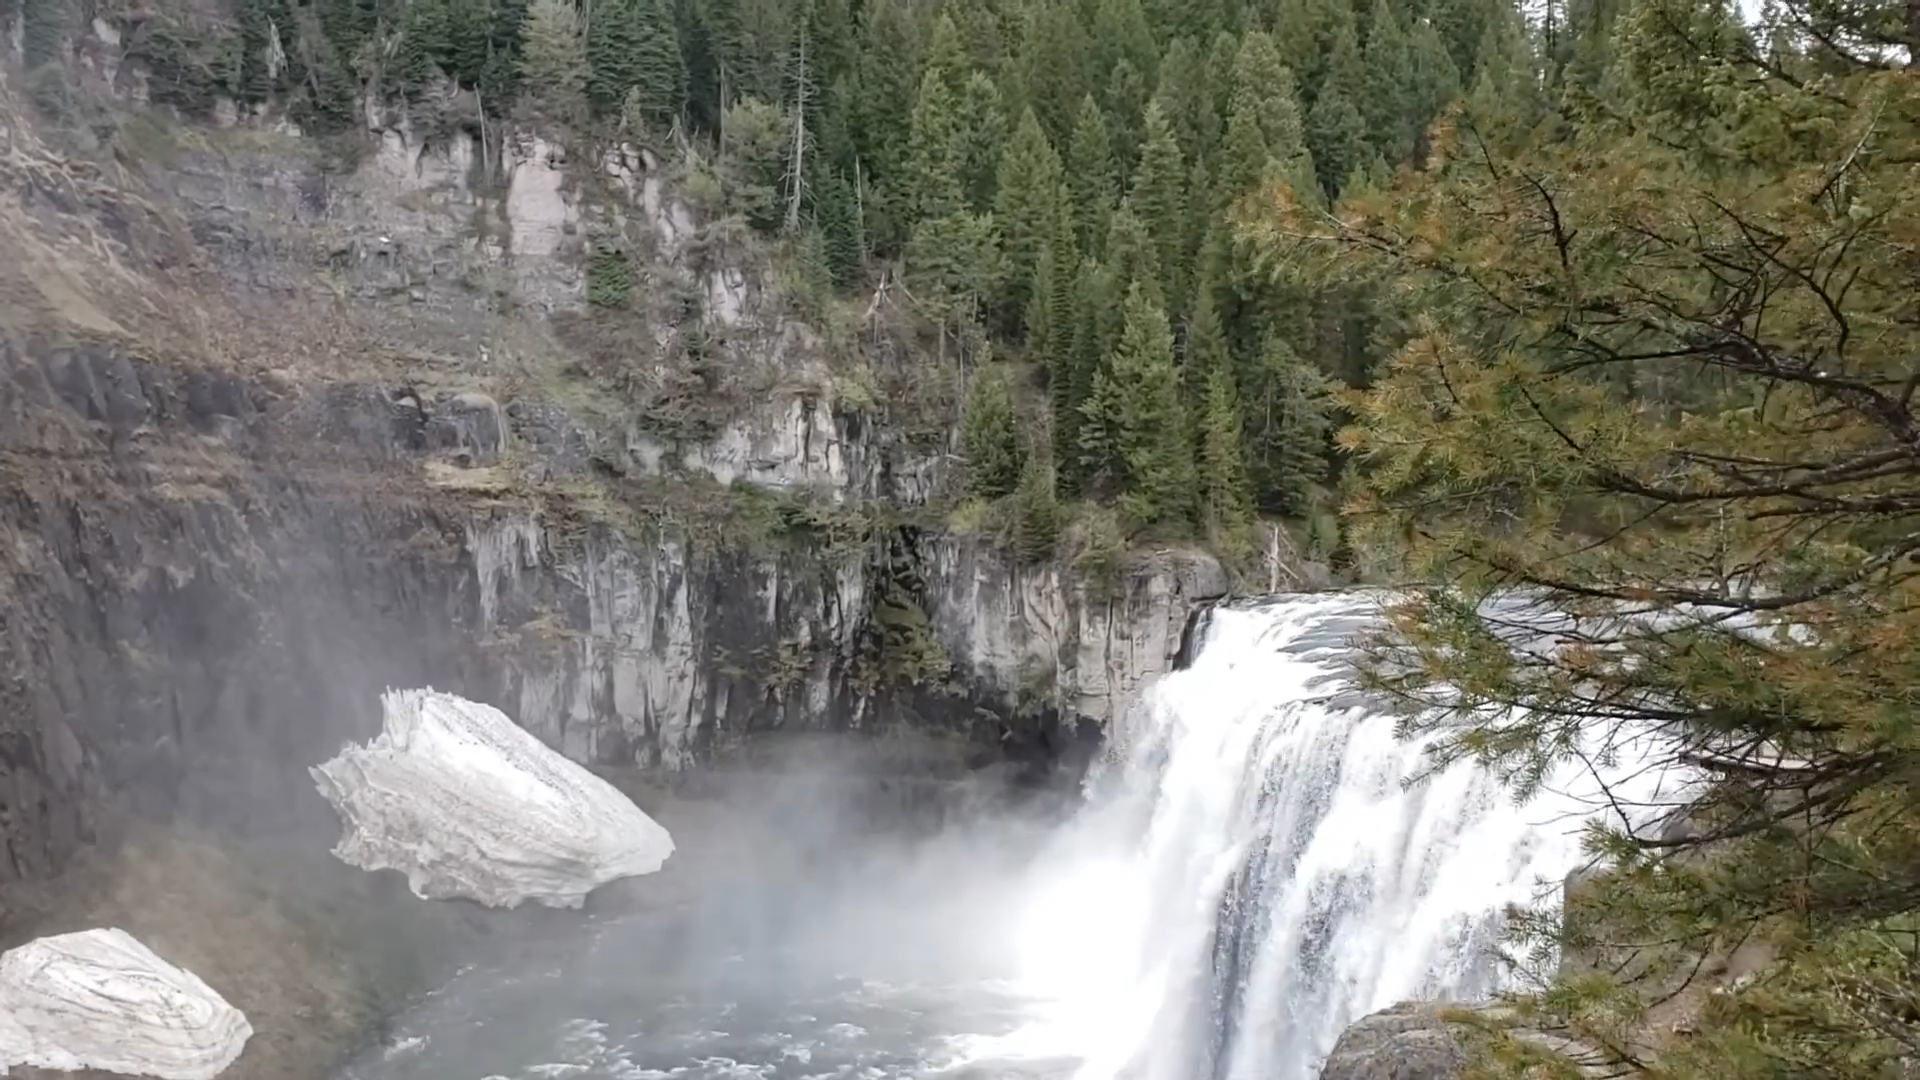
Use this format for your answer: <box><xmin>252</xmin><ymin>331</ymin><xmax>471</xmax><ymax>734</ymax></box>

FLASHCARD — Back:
<box><xmin>0</xmin><ymin>928</ymin><xmax>252</xmax><ymax>1080</ymax></box>
<box><xmin>311</xmin><ymin>688</ymin><xmax>675</xmax><ymax>908</ymax></box>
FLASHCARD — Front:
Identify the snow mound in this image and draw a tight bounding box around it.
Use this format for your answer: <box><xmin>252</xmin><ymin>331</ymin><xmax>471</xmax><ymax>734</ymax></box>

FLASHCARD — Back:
<box><xmin>311</xmin><ymin>688</ymin><xmax>675</xmax><ymax>908</ymax></box>
<box><xmin>0</xmin><ymin>928</ymin><xmax>253</xmax><ymax>1080</ymax></box>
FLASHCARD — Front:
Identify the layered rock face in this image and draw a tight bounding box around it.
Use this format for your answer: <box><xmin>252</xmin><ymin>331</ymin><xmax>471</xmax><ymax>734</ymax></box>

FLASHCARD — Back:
<box><xmin>0</xmin><ymin>339</ymin><xmax>1224</xmax><ymax>893</ymax></box>
<box><xmin>0</xmin><ymin>77</ymin><xmax>1232</xmax><ymax>894</ymax></box>
<box><xmin>0</xmin><ymin>343</ymin><xmax>493</xmax><ymax>886</ymax></box>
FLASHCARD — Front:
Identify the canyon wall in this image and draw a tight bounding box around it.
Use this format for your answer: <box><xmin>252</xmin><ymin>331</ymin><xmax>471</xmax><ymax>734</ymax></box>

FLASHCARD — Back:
<box><xmin>0</xmin><ymin>64</ymin><xmax>1236</xmax><ymax>892</ymax></box>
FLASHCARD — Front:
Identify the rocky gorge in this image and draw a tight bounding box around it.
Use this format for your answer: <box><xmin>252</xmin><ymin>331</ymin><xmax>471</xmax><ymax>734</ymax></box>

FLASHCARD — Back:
<box><xmin>0</xmin><ymin>36</ymin><xmax>1250</xmax><ymax>1077</ymax></box>
<box><xmin>0</xmin><ymin>43</ymin><xmax>1244</xmax><ymax>871</ymax></box>
<box><xmin>0</xmin><ymin>59</ymin><xmax>1656</xmax><ymax>1080</ymax></box>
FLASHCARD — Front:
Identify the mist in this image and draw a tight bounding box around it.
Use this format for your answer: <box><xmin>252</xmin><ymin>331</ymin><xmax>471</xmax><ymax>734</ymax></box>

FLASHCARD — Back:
<box><xmin>329</xmin><ymin>736</ymin><xmax>1094</xmax><ymax>1080</ymax></box>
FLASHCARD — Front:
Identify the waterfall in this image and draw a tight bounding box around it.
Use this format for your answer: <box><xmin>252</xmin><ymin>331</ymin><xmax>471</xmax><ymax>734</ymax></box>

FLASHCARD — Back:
<box><xmin>969</xmin><ymin>592</ymin><xmax>1688</xmax><ymax>1080</ymax></box>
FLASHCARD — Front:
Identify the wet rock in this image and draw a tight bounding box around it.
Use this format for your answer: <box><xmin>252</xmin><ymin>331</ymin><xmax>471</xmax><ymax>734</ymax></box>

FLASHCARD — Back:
<box><xmin>1318</xmin><ymin>1003</ymin><xmax>1473</xmax><ymax>1080</ymax></box>
<box><xmin>1321</xmin><ymin>1002</ymin><xmax>1622</xmax><ymax>1080</ymax></box>
<box><xmin>922</xmin><ymin>539</ymin><xmax>1229</xmax><ymax>731</ymax></box>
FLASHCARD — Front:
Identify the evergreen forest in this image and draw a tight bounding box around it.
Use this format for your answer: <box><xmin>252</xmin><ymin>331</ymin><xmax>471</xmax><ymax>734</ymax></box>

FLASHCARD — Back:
<box><xmin>14</xmin><ymin>0</ymin><xmax>1528</xmax><ymax>565</ymax></box>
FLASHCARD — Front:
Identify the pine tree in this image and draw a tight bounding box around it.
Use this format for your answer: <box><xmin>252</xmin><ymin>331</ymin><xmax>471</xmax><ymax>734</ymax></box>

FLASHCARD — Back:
<box><xmin>1183</xmin><ymin>266</ymin><xmax>1229</xmax><ymax>401</ymax></box>
<box><xmin>1238</xmin><ymin>4</ymin><xmax>1920</xmax><ymax>1070</ymax></box>
<box><xmin>922</xmin><ymin>11</ymin><xmax>966</xmax><ymax>91</ymax></box>
<box><xmin>479</xmin><ymin>0</ymin><xmax>527</xmax><ymax>104</ymax></box>
<box><xmin>1030</xmin><ymin>210</ymin><xmax>1078</xmax><ymax>425</ymax></box>
<box><xmin>1128</xmin><ymin>96</ymin><xmax>1189</xmax><ymax>314</ymax></box>
<box><xmin>905</xmin><ymin>211</ymin><xmax>1004</xmax><ymax>326</ymax></box>
<box><xmin>1057</xmin><ymin>255</ymin><xmax>1112</xmax><ymax>491</ymax></box>
<box><xmin>1154</xmin><ymin>37</ymin><xmax>1221</xmax><ymax>169</ymax></box>
<box><xmin>1427</xmin><ymin>0</ymin><xmax>1494</xmax><ymax>78</ymax></box>
<box><xmin>315</xmin><ymin>0</ymin><xmax>376</xmax><ymax>83</ymax></box>
<box><xmin>586</xmin><ymin>0</ymin><xmax>684</xmax><ymax>126</ymax></box>
<box><xmin>817</xmin><ymin>71</ymin><xmax>860</xmax><ymax>175</ymax></box>
<box><xmin>289</xmin><ymin>14</ymin><xmax>360</xmax><ymax>132</ymax></box>
<box><xmin>1089</xmin><ymin>0</ymin><xmax>1159</xmax><ymax>99</ymax></box>
<box><xmin>441</xmin><ymin>0</ymin><xmax>493</xmax><ymax>85</ymax></box>
<box><xmin>964</xmin><ymin>367</ymin><xmax>1024</xmax><ymax>499</ymax></box>
<box><xmin>1304</xmin><ymin>21</ymin><xmax>1369</xmax><ymax>200</ymax></box>
<box><xmin>904</xmin><ymin>67</ymin><xmax>965</xmax><ymax>224</ymax></box>
<box><xmin>708</xmin><ymin>0</ymin><xmax>799</xmax><ymax>106</ymax></box>
<box><xmin>518</xmin><ymin>0</ymin><xmax>588</xmax><ymax>124</ymax></box>
<box><xmin>1101</xmin><ymin>282</ymin><xmax>1198</xmax><ymax>528</ymax></box>
<box><xmin>807</xmin><ymin>0</ymin><xmax>859</xmax><ymax>92</ymax></box>
<box><xmin>1270</xmin><ymin>0</ymin><xmax>1347</xmax><ymax>100</ymax></box>
<box><xmin>1065</xmin><ymin>94</ymin><xmax>1118</xmax><ymax>255</ymax></box>
<box><xmin>853</xmin><ymin>0</ymin><xmax>925</xmax><ymax>252</ymax></box>
<box><xmin>1011</xmin><ymin>446</ymin><xmax>1063</xmax><ymax>563</ymax></box>
<box><xmin>994</xmin><ymin>108</ymin><xmax>1067</xmax><ymax>333</ymax></box>
<box><xmin>1556</xmin><ymin>0</ymin><xmax>1626</xmax><ymax>95</ymax></box>
<box><xmin>1076</xmin><ymin>368</ymin><xmax>1122</xmax><ymax>493</ymax></box>
<box><xmin>721</xmin><ymin>96</ymin><xmax>794</xmax><ymax>229</ymax></box>
<box><xmin>629</xmin><ymin>0</ymin><xmax>691</xmax><ymax>128</ymax></box>
<box><xmin>954</xmin><ymin>0</ymin><xmax>1009</xmax><ymax>74</ymax></box>
<box><xmin>1013</xmin><ymin>0</ymin><xmax>1090</xmax><ymax>143</ymax></box>
<box><xmin>1199</xmin><ymin>364</ymin><xmax>1255</xmax><ymax>536</ymax></box>
<box><xmin>1463</xmin><ymin>4</ymin><xmax>1540</xmax><ymax>143</ymax></box>
<box><xmin>232</xmin><ymin>0</ymin><xmax>285</xmax><ymax>105</ymax></box>
<box><xmin>1360</xmin><ymin>0</ymin><xmax>1415</xmax><ymax>164</ymax></box>
<box><xmin>393</xmin><ymin>0</ymin><xmax>451</xmax><ymax>97</ymax></box>
<box><xmin>1150</xmin><ymin>0</ymin><xmax>1225</xmax><ymax>45</ymax></box>
<box><xmin>1104</xmin><ymin>202</ymin><xmax>1162</xmax><ymax>310</ymax></box>
<box><xmin>1216</xmin><ymin>72</ymin><xmax>1271</xmax><ymax>203</ymax></box>
<box><xmin>1103</xmin><ymin>57</ymin><xmax>1151</xmax><ymax>178</ymax></box>
<box><xmin>1204</xmin><ymin>29</ymin><xmax>1239</xmax><ymax>121</ymax></box>
<box><xmin>1406</xmin><ymin>20</ymin><xmax>1464</xmax><ymax>159</ymax></box>
<box><xmin>1216</xmin><ymin>32</ymin><xmax>1317</xmax><ymax>208</ymax></box>
<box><xmin>815</xmin><ymin>167</ymin><xmax>866</xmax><ymax>286</ymax></box>
<box><xmin>1040</xmin><ymin>206</ymin><xmax>1077</xmax><ymax>357</ymax></box>
<box><xmin>1027</xmin><ymin>242</ymin><xmax>1064</xmax><ymax>369</ymax></box>
<box><xmin>956</xmin><ymin>71</ymin><xmax>1008</xmax><ymax>212</ymax></box>
<box><xmin>1246</xmin><ymin>333</ymin><xmax>1328</xmax><ymax>515</ymax></box>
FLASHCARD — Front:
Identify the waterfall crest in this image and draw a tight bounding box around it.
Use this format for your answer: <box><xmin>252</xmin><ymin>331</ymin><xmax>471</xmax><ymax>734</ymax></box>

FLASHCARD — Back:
<box><xmin>977</xmin><ymin>592</ymin><xmax>1686</xmax><ymax>1080</ymax></box>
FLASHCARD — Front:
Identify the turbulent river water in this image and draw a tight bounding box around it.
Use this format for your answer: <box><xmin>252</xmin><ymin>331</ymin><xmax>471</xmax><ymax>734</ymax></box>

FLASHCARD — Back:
<box><xmin>338</xmin><ymin>593</ymin><xmax>1686</xmax><ymax>1080</ymax></box>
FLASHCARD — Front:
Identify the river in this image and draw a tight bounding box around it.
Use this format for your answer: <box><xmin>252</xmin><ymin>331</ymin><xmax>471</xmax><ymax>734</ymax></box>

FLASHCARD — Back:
<box><xmin>337</xmin><ymin>593</ymin><xmax>1687</xmax><ymax>1080</ymax></box>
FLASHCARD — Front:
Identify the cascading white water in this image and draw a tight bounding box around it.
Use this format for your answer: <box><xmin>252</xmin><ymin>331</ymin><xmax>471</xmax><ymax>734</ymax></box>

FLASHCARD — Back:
<box><xmin>959</xmin><ymin>592</ymin><xmax>1689</xmax><ymax>1080</ymax></box>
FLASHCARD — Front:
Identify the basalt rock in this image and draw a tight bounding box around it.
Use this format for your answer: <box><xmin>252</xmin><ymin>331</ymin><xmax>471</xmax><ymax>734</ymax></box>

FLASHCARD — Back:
<box><xmin>1318</xmin><ymin>1003</ymin><xmax>1475</xmax><ymax>1080</ymax></box>
<box><xmin>0</xmin><ymin>340</ymin><xmax>1229</xmax><ymax>886</ymax></box>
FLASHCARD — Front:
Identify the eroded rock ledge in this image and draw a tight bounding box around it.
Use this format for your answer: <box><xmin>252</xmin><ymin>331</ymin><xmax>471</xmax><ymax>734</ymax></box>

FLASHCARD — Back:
<box><xmin>1320</xmin><ymin>1004</ymin><xmax>1477</xmax><ymax>1080</ymax></box>
<box><xmin>1321</xmin><ymin>1002</ymin><xmax>1627</xmax><ymax>1080</ymax></box>
<box><xmin>0</xmin><ymin>341</ymin><xmax>1228</xmax><ymax>887</ymax></box>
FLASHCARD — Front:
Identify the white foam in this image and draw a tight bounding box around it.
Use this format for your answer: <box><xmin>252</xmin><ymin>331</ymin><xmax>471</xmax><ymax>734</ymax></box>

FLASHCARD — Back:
<box><xmin>951</xmin><ymin>594</ymin><xmax>1691</xmax><ymax>1080</ymax></box>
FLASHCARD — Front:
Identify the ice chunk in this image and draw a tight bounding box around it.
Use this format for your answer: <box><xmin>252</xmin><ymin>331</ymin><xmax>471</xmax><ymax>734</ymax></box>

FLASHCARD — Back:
<box><xmin>311</xmin><ymin>688</ymin><xmax>675</xmax><ymax>908</ymax></box>
<box><xmin>0</xmin><ymin>928</ymin><xmax>253</xmax><ymax>1080</ymax></box>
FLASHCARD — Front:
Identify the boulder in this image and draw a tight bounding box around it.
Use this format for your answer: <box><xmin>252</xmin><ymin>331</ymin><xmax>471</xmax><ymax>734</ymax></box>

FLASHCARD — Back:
<box><xmin>311</xmin><ymin>688</ymin><xmax>675</xmax><ymax>908</ymax></box>
<box><xmin>1319</xmin><ymin>1002</ymin><xmax>1473</xmax><ymax>1080</ymax></box>
<box><xmin>0</xmin><ymin>927</ymin><xmax>253</xmax><ymax>1080</ymax></box>
<box><xmin>1321</xmin><ymin>1002</ymin><xmax>1621</xmax><ymax>1080</ymax></box>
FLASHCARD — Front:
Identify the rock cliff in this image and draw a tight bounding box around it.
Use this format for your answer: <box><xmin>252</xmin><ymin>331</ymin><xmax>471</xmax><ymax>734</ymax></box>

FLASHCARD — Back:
<box><xmin>0</xmin><ymin>57</ymin><xmax>1234</xmax><ymax>895</ymax></box>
